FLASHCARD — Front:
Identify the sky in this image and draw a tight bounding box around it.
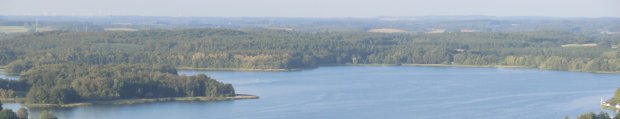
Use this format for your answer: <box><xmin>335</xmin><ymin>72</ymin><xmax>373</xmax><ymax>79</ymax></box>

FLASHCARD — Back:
<box><xmin>0</xmin><ymin>0</ymin><xmax>618</xmax><ymax>18</ymax></box>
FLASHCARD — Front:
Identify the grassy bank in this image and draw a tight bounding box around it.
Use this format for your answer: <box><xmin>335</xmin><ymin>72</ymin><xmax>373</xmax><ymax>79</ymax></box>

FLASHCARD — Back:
<box><xmin>321</xmin><ymin>63</ymin><xmax>620</xmax><ymax>74</ymax></box>
<box><xmin>0</xmin><ymin>97</ymin><xmax>25</xmax><ymax>103</ymax></box>
<box><xmin>320</xmin><ymin>63</ymin><xmax>531</xmax><ymax>69</ymax></box>
<box><xmin>320</xmin><ymin>64</ymin><xmax>402</xmax><ymax>67</ymax></box>
<box><xmin>177</xmin><ymin>64</ymin><xmax>620</xmax><ymax>74</ymax></box>
<box><xmin>177</xmin><ymin>64</ymin><xmax>401</xmax><ymax>72</ymax></box>
<box><xmin>402</xmin><ymin>64</ymin><xmax>531</xmax><ymax>68</ymax></box>
<box><xmin>403</xmin><ymin>64</ymin><xmax>620</xmax><ymax>74</ymax></box>
<box><xmin>176</xmin><ymin>67</ymin><xmax>302</xmax><ymax>72</ymax></box>
<box><xmin>588</xmin><ymin>70</ymin><xmax>620</xmax><ymax>74</ymax></box>
<box><xmin>5</xmin><ymin>63</ymin><xmax>620</xmax><ymax>75</ymax></box>
<box><xmin>24</xmin><ymin>94</ymin><xmax>259</xmax><ymax>108</ymax></box>
<box><xmin>0</xmin><ymin>26</ymin><xmax>29</xmax><ymax>33</ymax></box>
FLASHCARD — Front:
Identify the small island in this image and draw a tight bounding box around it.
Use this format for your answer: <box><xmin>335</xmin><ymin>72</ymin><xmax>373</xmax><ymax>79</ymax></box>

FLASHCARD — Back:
<box><xmin>0</xmin><ymin>64</ymin><xmax>257</xmax><ymax>108</ymax></box>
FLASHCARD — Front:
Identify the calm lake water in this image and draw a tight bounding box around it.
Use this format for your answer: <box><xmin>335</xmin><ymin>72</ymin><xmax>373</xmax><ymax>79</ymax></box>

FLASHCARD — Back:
<box><xmin>3</xmin><ymin>66</ymin><xmax>620</xmax><ymax>119</ymax></box>
<box><xmin>0</xmin><ymin>69</ymin><xmax>18</xmax><ymax>80</ymax></box>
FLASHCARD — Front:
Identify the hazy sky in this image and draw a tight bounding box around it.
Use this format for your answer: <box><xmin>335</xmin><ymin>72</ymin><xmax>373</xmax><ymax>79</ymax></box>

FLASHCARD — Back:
<box><xmin>0</xmin><ymin>0</ymin><xmax>618</xmax><ymax>18</ymax></box>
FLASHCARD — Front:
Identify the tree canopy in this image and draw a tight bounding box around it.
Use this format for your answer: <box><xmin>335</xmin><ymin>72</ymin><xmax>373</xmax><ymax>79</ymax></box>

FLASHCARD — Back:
<box><xmin>0</xmin><ymin>29</ymin><xmax>618</xmax><ymax>74</ymax></box>
<box><xmin>17</xmin><ymin>64</ymin><xmax>235</xmax><ymax>104</ymax></box>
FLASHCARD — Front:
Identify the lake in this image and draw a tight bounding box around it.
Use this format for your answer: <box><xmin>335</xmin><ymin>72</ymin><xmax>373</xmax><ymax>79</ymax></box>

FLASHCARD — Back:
<box><xmin>0</xmin><ymin>69</ymin><xmax>18</xmax><ymax>80</ymax></box>
<box><xmin>3</xmin><ymin>66</ymin><xmax>620</xmax><ymax>119</ymax></box>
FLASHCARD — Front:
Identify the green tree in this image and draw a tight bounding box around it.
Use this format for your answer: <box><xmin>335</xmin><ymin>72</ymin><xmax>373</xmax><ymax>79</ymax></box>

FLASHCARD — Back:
<box><xmin>597</xmin><ymin>111</ymin><xmax>610</xmax><ymax>119</ymax></box>
<box><xmin>16</xmin><ymin>107</ymin><xmax>28</xmax><ymax>119</ymax></box>
<box><xmin>21</xmin><ymin>64</ymin><xmax>234</xmax><ymax>104</ymax></box>
<box><xmin>576</xmin><ymin>112</ymin><xmax>596</xmax><ymax>119</ymax></box>
<box><xmin>38</xmin><ymin>111</ymin><xmax>57</xmax><ymax>119</ymax></box>
<box><xmin>0</xmin><ymin>109</ymin><xmax>18</xmax><ymax>119</ymax></box>
<box><xmin>607</xmin><ymin>88</ymin><xmax>620</xmax><ymax>104</ymax></box>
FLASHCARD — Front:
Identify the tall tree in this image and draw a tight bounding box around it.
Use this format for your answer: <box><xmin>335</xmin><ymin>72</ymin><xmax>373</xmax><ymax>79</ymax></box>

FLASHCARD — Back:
<box><xmin>16</xmin><ymin>107</ymin><xmax>27</xmax><ymax>119</ymax></box>
<box><xmin>38</xmin><ymin>111</ymin><xmax>57</xmax><ymax>119</ymax></box>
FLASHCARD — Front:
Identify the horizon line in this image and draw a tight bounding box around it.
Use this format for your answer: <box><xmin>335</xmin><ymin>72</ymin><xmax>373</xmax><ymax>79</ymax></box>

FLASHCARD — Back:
<box><xmin>1</xmin><ymin>15</ymin><xmax>619</xmax><ymax>19</ymax></box>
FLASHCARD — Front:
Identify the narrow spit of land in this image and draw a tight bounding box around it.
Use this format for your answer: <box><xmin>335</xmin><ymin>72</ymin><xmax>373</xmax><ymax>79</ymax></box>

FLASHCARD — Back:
<box><xmin>1</xmin><ymin>94</ymin><xmax>258</xmax><ymax>108</ymax></box>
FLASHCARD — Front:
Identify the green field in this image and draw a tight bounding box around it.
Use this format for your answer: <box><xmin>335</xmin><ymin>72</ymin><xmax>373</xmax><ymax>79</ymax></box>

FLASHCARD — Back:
<box><xmin>0</xmin><ymin>26</ymin><xmax>29</xmax><ymax>33</ymax></box>
<box><xmin>104</xmin><ymin>28</ymin><xmax>139</xmax><ymax>31</ymax></box>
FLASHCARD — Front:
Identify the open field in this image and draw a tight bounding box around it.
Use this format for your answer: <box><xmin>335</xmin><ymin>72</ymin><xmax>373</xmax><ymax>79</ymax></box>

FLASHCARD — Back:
<box><xmin>37</xmin><ymin>27</ymin><xmax>56</xmax><ymax>32</ymax></box>
<box><xmin>266</xmin><ymin>27</ymin><xmax>294</xmax><ymax>31</ymax></box>
<box><xmin>0</xmin><ymin>26</ymin><xmax>29</xmax><ymax>33</ymax></box>
<box><xmin>104</xmin><ymin>28</ymin><xmax>139</xmax><ymax>31</ymax></box>
<box><xmin>368</xmin><ymin>28</ymin><xmax>407</xmax><ymax>33</ymax></box>
<box><xmin>561</xmin><ymin>43</ymin><xmax>598</xmax><ymax>47</ymax></box>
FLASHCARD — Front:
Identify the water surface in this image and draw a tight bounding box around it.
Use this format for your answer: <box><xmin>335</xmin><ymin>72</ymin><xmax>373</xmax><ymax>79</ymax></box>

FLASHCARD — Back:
<box><xmin>4</xmin><ymin>66</ymin><xmax>620</xmax><ymax>119</ymax></box>
<box><xmin>0</xmin><ymin>69</ymin><xmax>18</xmax><ymax>80</ymax></box>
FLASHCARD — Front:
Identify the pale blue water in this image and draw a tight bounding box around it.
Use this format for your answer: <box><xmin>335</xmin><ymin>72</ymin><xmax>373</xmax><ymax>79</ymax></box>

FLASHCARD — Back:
<box><xmin>3</xmin><ymin>66</ymin><xmax>620</xmax><ymax>119</ymax></box>
<box><xmin>0</xmin><ymin>69</ymin><xmax>18</xmax><ymax>80</ymax></box>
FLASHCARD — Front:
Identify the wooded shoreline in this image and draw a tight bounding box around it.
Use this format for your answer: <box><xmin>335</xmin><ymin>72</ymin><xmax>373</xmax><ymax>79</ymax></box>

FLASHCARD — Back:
<box><xmin>176</xmin><ymin>67</ymin><xmax>303</xmax><ymax>72</ymax></box>
<box><xmin>3</xmin><ymin>63</ymin><xmax>620</xmax><ymax>74</ymax></box>
<box><xmin>0</xmin><ymin>94</ymin><xmax>258</xmax><ymax>108</ymax></box>
<box><xmin>181</xmin><ymin>64</ymin><xmax>620</xmax><ymax>74</ymax></box>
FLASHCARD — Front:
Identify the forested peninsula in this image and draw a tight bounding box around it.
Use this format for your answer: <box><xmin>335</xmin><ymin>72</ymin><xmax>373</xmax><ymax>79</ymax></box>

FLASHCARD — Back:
<box><xmin>0</xmin><ymin>64</ymin><xmax>238</xmax><ymax>106</ymax></box>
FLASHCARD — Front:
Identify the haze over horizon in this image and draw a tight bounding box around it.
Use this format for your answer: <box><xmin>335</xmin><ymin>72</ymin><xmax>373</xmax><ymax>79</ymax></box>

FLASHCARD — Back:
<box><xmin>0</xmin><ymin>0</ymin><xmax>619</xmax><ymax>18</ymax></box>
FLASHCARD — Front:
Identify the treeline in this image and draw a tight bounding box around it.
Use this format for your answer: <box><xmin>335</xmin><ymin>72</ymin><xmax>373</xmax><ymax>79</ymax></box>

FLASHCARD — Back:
<box><xmin>0</xmin><ymin>29</ymin><xmax>620</xmax><ymax>74</ymax></box>
<box><xmin>570</xmin><ymin>111</ymin><xmax>617</xmax><ymax>119</ymax></box>
<box><xmin>0</xmin><ymin>79</ymin><xmax>29</xmax><ymax>98</ymax></box>
<box><xmin>0</xmin><ymin>64</ymin><xmax>235</xmax><ymax>104</ymax></box>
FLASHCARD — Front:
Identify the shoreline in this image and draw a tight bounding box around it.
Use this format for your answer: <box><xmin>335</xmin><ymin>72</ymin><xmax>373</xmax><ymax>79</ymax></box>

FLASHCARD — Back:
<box><xmin>0</xmin><ymin>97</ymin><xmax>24</xmax><ymax>103</ymax></box>
<box><xmin>317</xmin><ymin>63</ymin><xmax>534</xmax><ymax>70</ymax></box>
<box><xmin>401</xmin><ymin>64</ymin><xmax>531</xmax><ymax>68</ymax></box>
<box><xmin>176</xmin><ymin>67</ymin><xmax>303</xmax><ymax>72</ymax></box>
<box><xmin>4</xmin><ymin>64</ymin><xmax>620</xmax><ymax>75</ymax></box>
<box><xmin>179</xmin><ymin>64</ymin><xmax>533</xmax><ymax>72</ymax></box>
<box><xmin>320</xmin><ymin>64</ymin><xmax>402</xmax><ymax>67</ymax></box>
<box><xmin>403</xmin><ymin>64</ymin><xmax>620</xmax><ymax>74</ymax></box>
<box><xmin>179</xmin><ymin>64</ymin><xmax>620</xmax><ymax>74</ymax></box>
<box><xmin>19</xmin><ymin>94</ymin><xmax>259</xmax><ymax>108</ymax></box>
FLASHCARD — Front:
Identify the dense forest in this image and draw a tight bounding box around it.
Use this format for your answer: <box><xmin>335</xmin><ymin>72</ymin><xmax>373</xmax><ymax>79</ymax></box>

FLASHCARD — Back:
<box><xmin>0</xmin><ymin>28</ymin><xmax>619</xmax><ymax>74</ymax></box>
<box><xmin>0</xmin><ymin>64</ymin><xmax>235</xmax><ymax>104</ymax></box>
